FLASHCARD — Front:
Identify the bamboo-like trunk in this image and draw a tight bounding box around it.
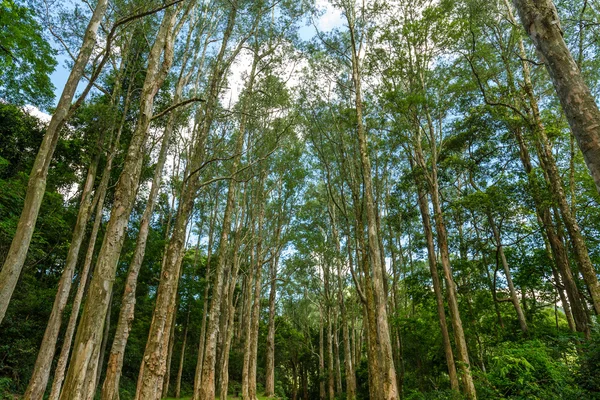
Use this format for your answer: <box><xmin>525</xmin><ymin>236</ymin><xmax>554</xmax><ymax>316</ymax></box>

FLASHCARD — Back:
<box><xmin>0</xmin><ymin>0</ymin><xmax>109</xmax><ymax>324</ymax></box>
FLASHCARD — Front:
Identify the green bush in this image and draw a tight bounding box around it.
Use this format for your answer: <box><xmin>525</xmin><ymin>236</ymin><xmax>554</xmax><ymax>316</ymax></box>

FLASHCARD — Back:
<box><xmin>486</xmin><ymin>340</ymin><xmax>582</xmax><ymax>399</ymax></box>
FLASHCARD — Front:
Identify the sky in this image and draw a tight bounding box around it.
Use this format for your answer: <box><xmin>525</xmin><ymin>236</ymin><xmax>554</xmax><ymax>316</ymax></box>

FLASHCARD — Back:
<box><xmin>47</xmin><ymin>0</ymin><xmax>345</xmax><ymax>108</ymax></box>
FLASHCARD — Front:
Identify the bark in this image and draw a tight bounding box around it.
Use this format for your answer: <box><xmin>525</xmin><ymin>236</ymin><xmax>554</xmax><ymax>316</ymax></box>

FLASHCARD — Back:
<box><xmin>488</xmin><ymin>213</ymin><xmax>528</xmax><ymax>333</ymax></box>
<box><xmin>59</xmin><ymin>8</ymin><xmax>177</xmax><ymax>398</ymax></box>
<box><xmin>330</xmin><ymin>211</ymin><xmax>356</xmax><ymax>400</ymax></box>
<box><xmin>219</xmin><ymin>205</ymin><xmax>246</xmax><ymax>400</ymax></box>
<box><xmin>427</xmin><ymin>145</ymin><xmax>477</xmax><ymax>400</ymax></box>
<box><xmin>248</xmin><ymin>186</ymin><xmax>267</xmax><ymax>400</ymax></box>
<box><xmin>95</xmin><ymin>292</ymin><xmax>113</xmax><ymax>393</ymax></box>
<box><xmin>411</xmin><ymin>156</ymin><xmax>459</xmax><ymax>393</ymax></box>
<box><xmin>0</xmin><ymin>0</ymin><xmax>109</xmax><ymax>324</ymax></box>
<box><xmin>264</xmin><ymin>254</ymin><xmax>277</xmax><ymax>398</ymax></box>
<box><xmin>508</xmin><ymin>4</ymin><xmax>600</xmax><ymax>314</ymax></box>
<box><xmin>319</xmin><ymin>309</ymin><xmax>326</xmax><ymax>400</ymax></box>
<box><xmin>334</xmin><ymin>318</ymin><xmax>342</xmax><ymax>396</ymax></box>
<box><xmin>101</xmin><ymin>71</ymin><xmax>180</xmax><ymax>400</ymax></box>
<box><xmin>48</xmin><ymin>102</ymin><xmax>128</xmax><ymax>400</ymax></box>
<box><xmin>24</xmin><ymin>156</ymin><xmax>99</xmax><ymax>400</ymax></box>
<box><xmin>175</xmin><ymin>309</ymin><xmax>190</xmax><ymax>399</ymax></box>
<box><xmin>346</xmin><ymin>9</ymin><xmax>399</xmax><ymax>398</ymax></box>
<box><xmin>194</xmin><ymin>190</ymin><xmax>219</xmax><ymax>388</ymax></box>
<box><xmin>162</xmin><ymin>310</ymin><xmax>177</xmax><ymax>398</ymax></box>
<box><xmin>327</xmin><ymin>287</ymin><xmax>335</xmax><ymax>400</ymax></box>
<box><xmin>513</xmin><ymin>0</ymin><xmax>600</xmax><ymax>195</ymax></box>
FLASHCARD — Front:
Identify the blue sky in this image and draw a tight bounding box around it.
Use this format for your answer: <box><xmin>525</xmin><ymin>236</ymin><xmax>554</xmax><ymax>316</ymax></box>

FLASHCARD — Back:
<box><xmin>47</xmin><ymin>0</ymin><xmax>344</xmax><ymax>108</ymax></box>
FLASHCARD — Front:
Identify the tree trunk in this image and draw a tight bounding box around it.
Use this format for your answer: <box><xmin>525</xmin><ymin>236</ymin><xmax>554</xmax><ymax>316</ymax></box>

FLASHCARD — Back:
<box><xmin>95</xmin><ymin>292</ymin><xmax>113</xmax><ymax>393</ymax></box>
<box><xmin>101</xmin><ymin>72</ymin><xmax>180</xmax><ymax>400</ymax></box>
<box><xmin>346</xmin><ymin>11</ymin><xmax>399</xmax><ymax>398</ymax></box>
<box><xmin>59</xmin><ymin>9</ymin><xmax>177</xmax><ymax>398</ymax></box>
<box><xmin>428</xmin><ymin>145</ymin><xmax>477</xmax><ymax>400</ymax></box>
<box><xmin>133</xmin><ymin>179</ymin><xmax>195</xmax><ymax>399</ymax></box>
<box><xmin>512</xmin><ymin>0</ymin><xmax>600</xmax><ymax>194</ymax></box>
<box><xmin>175</xmin><ymin>309</ymin><xmax>190</xmax><ymax>399</ymax></box>
<box><xmin>25</xmin><ymin>156</ymin><xmax>99</xmax><ymax>400</ymax></box>
<box><xmin>0</xmin><ymin>0</ymin><xmax>109</xmax><ymax>324</ymax></box>
<box><xmin>264</xmin><ymin>254</ymin><xmax>277</xmax><ymax>398</ymax></box>
<box><xmin>411</xmin><ymin>156</ymin><xmax>459</xmax><ymax>393</ymax></box>
<box><xmin>48</xmin><ymin>97</ymin><xmax>128</xmax><ymax>399</ymax></box>
<box><xmin>487</xmin><ymin>213</ymin><xmax>528</xmax><ymax>333</ymax></box>
<box><xmin>319</xmin><ymin>309</ymin><xmax>326</xmax><ymax>400</ymax></box>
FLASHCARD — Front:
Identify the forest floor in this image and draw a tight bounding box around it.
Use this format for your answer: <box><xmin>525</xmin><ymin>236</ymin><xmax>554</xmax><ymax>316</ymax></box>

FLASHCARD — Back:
<box><xmin>165</xmin><ymin>394</ymin><xmax>271</xmax><ymax>400</ymax></box>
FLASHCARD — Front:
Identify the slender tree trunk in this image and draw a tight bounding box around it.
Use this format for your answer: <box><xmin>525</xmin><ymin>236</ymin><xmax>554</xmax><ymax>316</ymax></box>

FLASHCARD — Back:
<box><xmin>59</xmin><ymin>9</ymin><xmax>177</xmax><ymax>398</ymax></box>
<box><xmin>428</xmin><ymin>149</ymin><xmax>477</xmax><ymax>400</ymax></box>
<box><xmin>411</xmin><ymin>155</ymin><xmax>460</xmax><ymax>393</ymax></box>
<box><xmin>512</xmin><ymin>0</ymin><xmax>600</xmax><ymax>194</ymax></box>
<box><xmin>25</xmin><ymin>156</ymin><xmax>99</xmax><ymax>400</ymax></box>
<box><xmin>319</xmin><ymin>309</ymin><xmax>326</xmax><ymax>400</ymax></box>
<box><xmin>346</xmin><ymin>12</ymin><xmax>398</xmax><ymax>398</ymax></box>
<box><xmin>264</xmin><ymin>254</ymin><xmax>277</xmax><ymax>398</ymax></box>
<box><xmin>327</xmin><ymin>298</ymin><xmax>335</xmax><ymax>400</ymax></box>
<box><xmin>334</xmin><ymin>318</ymin><xmax>342</xmax><ymax>396</ymax></box>
<box><xmin>219</xmin><ymin>204</ymin><xmax>246</xmax><ymax>400</ymax></box>
<box><xmin>101</xmin><ymin>74</ymin><xmax>180</xmax><ymax>400</ymax></box>
<box><xmin>48</xmin><ymin>99</ymin><xmax>128</xmax><ymax>400</ymax></box>
<box><xmin>95</xmin><ymin>292</ymin><xmax>113</xmax><ymax>393</ymax></box>
<box><xmin>248</xmin><ymin>187</ymin><xmax>266</xmax><ymax>400</ymax></box>
<box><xmin>162</xmin><ymin>310</ymin><xmax>177</xmax><ymax>398</ymax></box>
<box><xmin>0</xmin><ymin>0</ymin><xmax>109</xmax><ymax>324</ymax></box>
<box><xmin>488</xmin><ymin>214</ymin><xmax>528</xmax><ymax>333</ymax></box>
<box><xmin>175</xmin><ymin>309</ymin><xmax>190</xmax><ymax>399</ymax></box>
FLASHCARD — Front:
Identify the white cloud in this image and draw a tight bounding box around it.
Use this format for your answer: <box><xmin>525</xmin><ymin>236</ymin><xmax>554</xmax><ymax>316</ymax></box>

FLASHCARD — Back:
<box><xmin>23</xmin><ymin>105</ymin><xmax>52</xmax><ymax>124</ymax></box>
<box><xmin>315</xmin><ymin>0</ymin><xmax>344</xmax><ymax>32</ymax></box>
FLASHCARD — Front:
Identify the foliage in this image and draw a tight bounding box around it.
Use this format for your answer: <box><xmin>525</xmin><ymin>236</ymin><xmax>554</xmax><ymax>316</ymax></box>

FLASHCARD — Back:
<box><xmin>0</xmin><ymin>0</ymin><xmax>56</xmax><ymax>108</ymax></box>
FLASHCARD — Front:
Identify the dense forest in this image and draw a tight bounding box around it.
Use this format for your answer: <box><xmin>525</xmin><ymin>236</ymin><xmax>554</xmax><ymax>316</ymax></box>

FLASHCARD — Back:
<box><xmin>1</xmin><ymin>0</ymin><xmax>600</xmax><ymax>399</ymax></box>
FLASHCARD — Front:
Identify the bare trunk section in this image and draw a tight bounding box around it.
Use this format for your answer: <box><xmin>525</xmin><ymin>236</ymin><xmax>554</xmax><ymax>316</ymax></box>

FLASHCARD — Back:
<box><xmin>25</xmin><ymin>156</ymin><xmax>99</xmax><ymax>400</ymax></box>
<box><xmin>347</xmin><ymin>18</ymin><xmax>399</xmax><ymax>398</ymax></box>
<box><xmin>264</xmin><ymin>254</ymin><xmax>277</xmax><ymax>398</ymax></box>
<box><xmin>48</xmin><ymin>98</ymin><xmax>129</xmax><ymax>400</ymax></box>
<box><xmin>101</xmin><ymin>25</ymin><xmax>191</xmax><ymax>398</ymax></box>
<box><xmin>175</xmin><ymin>308</ymin><xmax>190</xmax><ymax>399</ymax></box>
<box><xmin>411</xmin><ymin>155</ymin><xmax>459</xmax><ymax>393</ymax></box>
<box><xmin>59</xmin><ymin>9</ymin><xmax>177</xmax><ymax>398</ymax></box>
<box><xmin>319</xmin><ymin>309</ymin><xmax>326</xmax><ymax>400</ymax></box>
<box><xmin>428</xmin><ymin>148</ymin><xmax>477</xmax><ymax>400</ymax></box>
<box><xmin>513</xmin><ymin>0</ymin><xmax>600</xmax><ymax>195</ymax></box>
<box><xmin>219</xmin><ymin>203</ymin><xmax>246</xmax><ymax>400</ymax></box>
<box><xmin>0</xmin><ymin>0</ymin><xmax>109</xmax><ymax>324</ymax></box>
<box><xmin>488</xmin><ymin>214</ymin><xmax>528</xmax><ymax>333</ymax></box>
